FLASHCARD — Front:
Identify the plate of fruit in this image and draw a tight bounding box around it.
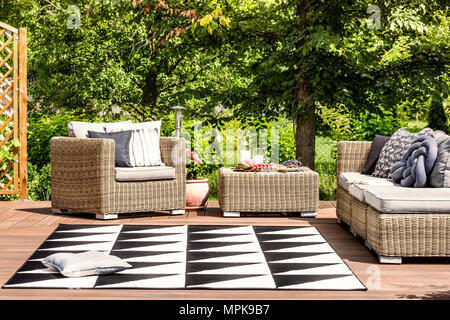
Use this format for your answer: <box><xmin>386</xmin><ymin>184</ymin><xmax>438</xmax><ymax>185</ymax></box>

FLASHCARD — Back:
<box><xmin>234</xmin><ymin>160</ymin><xmax>277</xmax><ymax>172</ymax></box>
<box><xmin>234</xmin><ymin>159</ymin><xmax>302</xmax><ymax>172</ymax></box>
<box><xmin>278</xmin><ymin>159</ymin><xmax>302</xmax><ymax>172</ymax></box>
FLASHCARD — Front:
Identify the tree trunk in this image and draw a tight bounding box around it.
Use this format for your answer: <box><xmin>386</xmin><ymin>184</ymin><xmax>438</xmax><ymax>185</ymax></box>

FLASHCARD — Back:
<box><xmin>142</xmin><ymin>71</ymin><xmax>158</xmax><ymax>119</ymax></box>
<box><xmin>294</xmin><ymin>77</ymin><xmax>315</xmax><ymax>169</ymax></box>
<box><xmin>293</xmin><ymin>0</ymin><xmax>315</xmax><ymax>169</ymax></box>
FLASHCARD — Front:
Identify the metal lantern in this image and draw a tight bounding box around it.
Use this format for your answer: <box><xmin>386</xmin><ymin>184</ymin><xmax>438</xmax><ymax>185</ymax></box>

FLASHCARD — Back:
<box><xmin>171</xmin><ymin>105</ymin><xmax>184</xmax><ymax>138</ymax></box>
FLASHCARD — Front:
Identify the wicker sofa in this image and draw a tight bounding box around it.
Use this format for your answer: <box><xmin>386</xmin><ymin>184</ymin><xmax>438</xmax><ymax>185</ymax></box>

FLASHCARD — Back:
<box><xmin>51</xmin><ymin>136</ymin><xmax>186</xmax><ymax>219</ymax></box>
<box><xmin>336</xmin><ymin>141</ymin><xmax>450</xmax><ymax>264</ymax></box>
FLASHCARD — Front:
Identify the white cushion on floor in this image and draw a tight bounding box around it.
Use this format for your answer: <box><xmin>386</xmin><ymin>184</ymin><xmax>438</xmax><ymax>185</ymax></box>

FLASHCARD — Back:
<box><xmin>363</xmin><ymin>185</ymin><xmax>450</xmax><ymax>214</ymax></box>
<box><xmin>115</xmin><ymin>166</ymin><xmax>175</xmax><ymax>182</ymax></box>
<box><xmin>42</xmin><ymin>251</ymin><xmax>131</xmax><ymax>277</ymax></box>
<box><xmin>338</xmin><ymin>172</ymin><xmax>394</xmax><ymax>191</ymax></box>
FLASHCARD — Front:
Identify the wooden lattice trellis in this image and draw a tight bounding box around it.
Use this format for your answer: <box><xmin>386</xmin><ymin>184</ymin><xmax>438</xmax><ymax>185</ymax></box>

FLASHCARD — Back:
<box><xmin>0</xmin><ymin>22</ymin><xmax>27</xmax><ymax>199</ymax></box>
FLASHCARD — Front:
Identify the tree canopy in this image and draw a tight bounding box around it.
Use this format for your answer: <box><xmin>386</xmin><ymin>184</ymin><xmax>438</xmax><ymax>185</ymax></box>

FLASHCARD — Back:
<box><xmin>1</xmin><ymin>0</ymin><xmax>449</xmax><ymax>167</ymax></box>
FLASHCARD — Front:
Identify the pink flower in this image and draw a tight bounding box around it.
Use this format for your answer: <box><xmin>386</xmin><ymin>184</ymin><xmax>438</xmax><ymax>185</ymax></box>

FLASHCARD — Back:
<box><xmin>186</xmin><ymin>149</ymin><xmax>201</xmax><ymax>164</ymax></box>
<box><xmin>192</xmin><ymin>154</ymin><xmax>202</xmax><ymax>164</ymax></box>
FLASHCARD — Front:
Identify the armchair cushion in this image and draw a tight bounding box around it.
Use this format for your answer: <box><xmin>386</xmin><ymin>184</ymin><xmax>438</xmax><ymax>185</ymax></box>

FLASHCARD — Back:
<box><xmin>88</xmin><ymin>130</ymin><xmax>133</xmax><ymax>167</ymax></box>
<box><xmin>115</xmin><ymin>166</ymin><xmax>176</xmax><ymax>182</ymax></box>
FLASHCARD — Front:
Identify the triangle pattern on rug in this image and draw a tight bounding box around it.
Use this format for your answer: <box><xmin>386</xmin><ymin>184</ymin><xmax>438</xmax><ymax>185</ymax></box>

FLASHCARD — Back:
<box><xmin>3</xmin><ymin>224</ymin><xmax>366</xmax><ymax>291</ymax></box>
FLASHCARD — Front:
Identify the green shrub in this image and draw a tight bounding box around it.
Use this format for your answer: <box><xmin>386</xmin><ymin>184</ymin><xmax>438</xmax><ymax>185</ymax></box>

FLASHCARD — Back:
<box><xmin>428</xmin><ymin>94</ymin><xmax>449</xmax><ymax>132</ymax></box>
<box><xmin>350</xmin><ymin>107</ymin><xmax>399</xmax><ymax>140</ymax></box>
<box><xmin>27</xmin><ymin>162</ymin><xmax>51</xmax><ymax>201</ymax></box>
<box><xmin>315</xmin><ymin>136</ymin><xmax>337</xmax><ymax>201</ymax></box>
<box><xmin>0</xmin><ymin>162</ymin><xmax>51</xmax><ymax>201</ymax></box>
<box><xmin>27</xmin><ymin>112</ymin><xmax>87</xmax><ymax>168</ymax></box>
<box><xmin>205</xmin><ymin>170</ymin><xmax>219</xmax><ymax>200</ymax></box>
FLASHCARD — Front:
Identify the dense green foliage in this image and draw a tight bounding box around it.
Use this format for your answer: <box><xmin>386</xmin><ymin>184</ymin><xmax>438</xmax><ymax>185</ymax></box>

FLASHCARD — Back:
<box><xmin>428</xmin><ymin>88</ymin><xmax>449</xmax><ymax>132</ymax></box>
<box><xmin>0</xmin><ymin>0</ymin><xmax>449</xmax><ymax>201</ymax></box>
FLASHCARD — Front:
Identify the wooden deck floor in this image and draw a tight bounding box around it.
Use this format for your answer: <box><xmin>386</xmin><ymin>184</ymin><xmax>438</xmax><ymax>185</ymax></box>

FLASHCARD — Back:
<box><xmin>0</xmin><ymin>200</ymin><xmax>449</xmax><ymax>300</ymax></box>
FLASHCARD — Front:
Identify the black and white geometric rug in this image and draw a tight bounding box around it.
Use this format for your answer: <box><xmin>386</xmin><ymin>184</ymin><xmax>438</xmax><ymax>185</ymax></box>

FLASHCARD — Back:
<box><xmin>3</xmin><ymin>224</ymin><xmax>366</xmax><ymax>290</ymax></box>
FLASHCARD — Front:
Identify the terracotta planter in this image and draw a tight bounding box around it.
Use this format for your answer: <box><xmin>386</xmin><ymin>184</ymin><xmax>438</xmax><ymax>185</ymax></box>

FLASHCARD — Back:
<box><xmin>186</xmin><ymin>178</ymin><xmax>209</xmax><ymax>209</ymax></box>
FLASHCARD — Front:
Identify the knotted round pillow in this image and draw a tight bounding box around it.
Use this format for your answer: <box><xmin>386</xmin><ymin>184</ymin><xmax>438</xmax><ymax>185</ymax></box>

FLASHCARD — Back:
<box><xmin>391</xmin><ymin>136</ymin><xmax>438</xmax><ymax>188</ymax></box>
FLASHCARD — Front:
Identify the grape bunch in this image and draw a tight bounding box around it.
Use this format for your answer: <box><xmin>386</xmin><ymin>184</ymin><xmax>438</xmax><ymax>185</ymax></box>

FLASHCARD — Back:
<box><xmin>282</xmin><ymin>159</ymin><xmax>302</xmax><ymax>167</ymax></box>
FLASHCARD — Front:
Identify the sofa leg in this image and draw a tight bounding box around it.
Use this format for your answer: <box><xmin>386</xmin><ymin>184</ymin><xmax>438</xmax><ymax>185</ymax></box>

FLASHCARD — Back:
<box><xmin>336</xmin><ymin>218</ymin><xmax>342</xmax><ymax>224</ymax></box>
<box><xmin>300</xmin><ymin>211</ymin><xmax>317</xmax><ymax>218</ymax></box>
<box><xmin>223</xmin><ymin>211</ymin><xmax>240</xmax><ymax>217</ymax></box>
<box><xmin>378</xmin><ymin>256</ymin><xmax>402</xmax><ymax>264</ymax></box>
<box><xmin>350</xmin><ymin>228</ymin><xmax>358</xmax><ymax>238</ymax></box>
<box><xmin>96</xmin><ymin>214</ymin><xmax>118</xmax><ymax>220</ymax></box>
<box><xmin>171</xmin><ymin>209</ymin><xmax>185</xmax><ymax>216</ymax></box>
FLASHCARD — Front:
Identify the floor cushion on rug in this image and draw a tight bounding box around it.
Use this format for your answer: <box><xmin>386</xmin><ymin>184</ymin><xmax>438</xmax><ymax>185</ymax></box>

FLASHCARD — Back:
<box><xmin>42</xmin><ymin>251</ymin><xmax>131</xmax><ymax>277</ymax></box>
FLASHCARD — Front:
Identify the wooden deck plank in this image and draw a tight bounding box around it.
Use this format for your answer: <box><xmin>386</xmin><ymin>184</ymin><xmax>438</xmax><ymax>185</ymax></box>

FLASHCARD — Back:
<box><xmin>0</xmin><ymin>200</ymin><xmax>448</xmax><ymax>300</ymax></box>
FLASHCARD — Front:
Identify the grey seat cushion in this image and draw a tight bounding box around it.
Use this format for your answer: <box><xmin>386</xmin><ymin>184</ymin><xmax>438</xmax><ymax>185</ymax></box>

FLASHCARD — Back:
<box><xmin>363</xmin><ymin>185</ymin><xmax>450</xmax><ymax>213</ymax></box>
<box><xmin>338</xmin><ymin>172</ymin><xmax>394</xmax><ymax>191</ymax></box>
<box><xmin>349</xmin><ymin>184</ymin><xmax>372</xmax><ymax>202</ymax></box>
<box><xmin>115</xmin><ymin>166</ymin><xmax>176</xmax><ymax>182</ymax></box>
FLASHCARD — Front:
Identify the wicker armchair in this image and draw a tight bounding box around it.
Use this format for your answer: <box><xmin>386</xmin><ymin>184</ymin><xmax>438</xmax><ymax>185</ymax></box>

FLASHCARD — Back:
<box><xmin>51</xmin><ymin>136</ymin><xmax>186</xmax><ymax>219</ymax></box>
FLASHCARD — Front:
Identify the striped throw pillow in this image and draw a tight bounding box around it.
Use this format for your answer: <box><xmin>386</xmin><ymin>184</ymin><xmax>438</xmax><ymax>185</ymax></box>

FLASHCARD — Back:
<box><xmin>105</xmin><ymin>121</ymin><xmax>163</xmax><ymax>167</ymax></box>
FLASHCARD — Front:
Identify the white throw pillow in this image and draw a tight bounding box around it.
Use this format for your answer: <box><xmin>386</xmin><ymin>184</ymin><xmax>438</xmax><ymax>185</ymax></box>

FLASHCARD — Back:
<box><xmin>42</xmin><ymin>251</ymin><xmax>131</xmax><ymax>277</ymax></box>
<box><xmin>67</xmin><ymin>120</ymin><xmax>132</xmax><ymax>138</ymax></box>
<box><xmin>105</xmin><ymin>121</ymin><xmax>163</xmax><ymax>167</ymax></box>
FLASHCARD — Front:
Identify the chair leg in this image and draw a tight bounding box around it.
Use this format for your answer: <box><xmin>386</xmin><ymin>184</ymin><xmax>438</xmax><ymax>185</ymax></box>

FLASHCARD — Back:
<box><xmin>378</xmin><ymin>256</ymin><xmax>402</xmax><ymax>264</ymax></box>
<box><xmin>96</xmin><ymin>214</ymin><xmax>118</xmax><ymax>220</ymax></box>
<box><xmin>171</xmin><ymin>209</ymin><xmax>185</xmax><ymax>215</ymax></box>
<box><xmin>223</xmin><ymin>211</ymin><xmax>240</xmax><ymax>217</ymax></box>
<box><xmin>300</xmin><ymin>211</ymin><xmax>317</xmax><ymax>218</ymax></box>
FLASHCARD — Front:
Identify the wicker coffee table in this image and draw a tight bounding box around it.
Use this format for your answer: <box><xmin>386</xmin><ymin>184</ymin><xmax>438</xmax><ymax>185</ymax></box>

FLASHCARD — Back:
<box><xmin>218</xmin><ymin>167</ymin><xmax>319</xmax><ymax>217</ymax></box>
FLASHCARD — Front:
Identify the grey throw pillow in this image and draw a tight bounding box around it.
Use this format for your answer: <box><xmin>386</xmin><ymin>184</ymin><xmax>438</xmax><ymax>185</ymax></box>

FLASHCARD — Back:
<box><xmin>429</xmin><ymin>133</ymin><xmax>450</xmax><ymax>187</ymax></box>
<box><xmin>42</xmin><ymin>251</ymin><xmax>131</xmax><ymax>277</ymax></box>
<box><xmin>88</xmin><ymin>130</ymin><xmax>132</xmax><ymax>167</ymax></box>
<box><xmin>373</xmin><ymin>127</ymin><xmax>434</xmax><ymax>178</ymax></box>
<box><xmin>361</xmin><ymin>135</ymin><xmax>391</xmax><ymax>174</ymax></box>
